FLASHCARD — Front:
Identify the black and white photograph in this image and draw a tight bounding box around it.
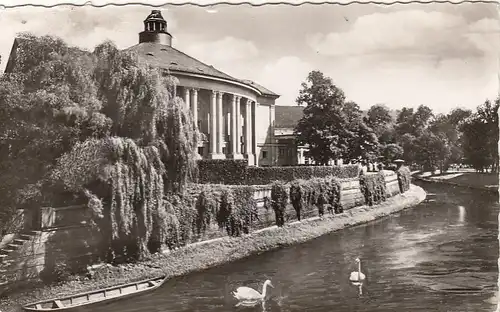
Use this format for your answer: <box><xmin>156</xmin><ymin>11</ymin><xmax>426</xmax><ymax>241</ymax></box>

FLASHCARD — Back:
<box><xmin>0</xmin><ymin>1</ymin><xmax>498</xmax><ymax>311</ymax></box>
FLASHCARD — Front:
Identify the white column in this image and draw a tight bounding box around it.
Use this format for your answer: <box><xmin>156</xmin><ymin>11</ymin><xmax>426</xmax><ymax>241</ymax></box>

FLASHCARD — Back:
<box><xmin>216</xmin><ymin>92</ymin><xmax>224</xmax><ymax>156</ymax></box>
<box><xmin>184</xmin><ymin>87</ymin><xmax>191</xmax><ymax>110</ymax></box>
<box><xmin>231</xmin><ymin>95</ymin><xmax>237</xmax><ymax>156</ymax></box>
<box><xmin>253</xmin><ymin>102</ymin><xmax>259</xmax><ymax>166</ymax></box>
<box><xmin>230</xmin><ymin>95</ymin><xmax>243</xmax><ymax>159</ymax></box>
<box><xmin>244</xmin><ymin>99</ymin><xmax>254</xmax><ymax>166</ymax></box>
<box><xmin>235</xmin><ymin>96</ymin><xmax>242</xmax><ymax>155</ymax></box>
<box><xmin>209</xmin><ymin>91</ymin><xmax>217</xmax><ymax>158</ymax></box>
<box><xmin>192</xmin><ymin>88</ymin><xmax>199</xmax><ymax>128</ymax></box>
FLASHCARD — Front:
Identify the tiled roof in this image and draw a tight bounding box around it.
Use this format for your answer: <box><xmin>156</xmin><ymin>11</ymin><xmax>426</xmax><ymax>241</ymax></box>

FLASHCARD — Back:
<box><xmin>240</xmin><ymin>80</ymin><xmax>279</xmax><ymax>98</ymax></box>
<box><xmin>5</xmin><ymin>37</ymin><xmax>279</xmax><ymax>98</ymax></box>
<box><xmin>125</xmin><ymin>42</ymin><xmax>237</xmax><ymax>81</ymax></box>
<box><xmin>124</xmin><ymin>43</ymin><xmax>278</xmax><ymax>97</ymax></box>
<box><xmin>275</xmin><ymin>105</ymin><xmax>304</xmax><ymax>128</ymax></box>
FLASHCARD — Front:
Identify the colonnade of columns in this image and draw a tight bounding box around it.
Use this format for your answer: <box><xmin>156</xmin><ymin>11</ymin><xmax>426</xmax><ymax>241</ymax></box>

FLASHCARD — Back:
<box><xmin>183</xmin><ymin>87</ymin><xmax>199</xmax><ymax>126</ymax></box>
<box><xmin>183</xmin><ymin>86</ymin><xmax>257</xmax><ymax>165</ymax></box>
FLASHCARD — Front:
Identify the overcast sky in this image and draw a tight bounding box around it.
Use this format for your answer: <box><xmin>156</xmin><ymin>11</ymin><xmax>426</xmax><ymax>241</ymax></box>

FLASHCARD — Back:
<box><xmin>0</xmin><ymin>3</ymin><xmax>498</xmax><ymax>114</ymax></box>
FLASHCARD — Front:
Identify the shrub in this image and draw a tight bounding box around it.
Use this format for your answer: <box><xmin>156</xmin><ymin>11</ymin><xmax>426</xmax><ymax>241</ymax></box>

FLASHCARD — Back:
<box><xmin>359</xmin><ymin>171</ymin><xmax>387</xmax><ymax>206</ymax></box>
<box><xmin>194</xmin><ymin>190</ymin><xmax>218</xmax><ymax>235</ymax></box>
<box><xmin>289</xmin><ymin>180</ymin><xmax>309</xmax><ymax>221</ymax></box>
<box><xmin>227</xmin><ymin>186</ymin><xmax>259</xmax><ymax>236</ymax></box>
<box><xmin>270</xmin><ymin>181</ymin><xmax>289</xmax><ymax>227</ymax></box>
<box><xmin>289</xmin><ymin>176</ymin><xmax>343</xmax><ymax>219</ymax></box>
<box><xmin>396</xmin><ymin>166</ymin><xmax>411</xmax><ymax>193</ymax></box>
<box><xmin>168</xmin><ymin>194</ymin><xmax>197</xmax><ymax>248</ymax></box>
<box><xmin>197</xmin><ymin>159</ymin><xmax>248</xmax><ymax>184</ymax></box>
<box><xmin>182</xmin><ymin>184</ymin><xmax>258</xmax><ymax>239</ymax></box>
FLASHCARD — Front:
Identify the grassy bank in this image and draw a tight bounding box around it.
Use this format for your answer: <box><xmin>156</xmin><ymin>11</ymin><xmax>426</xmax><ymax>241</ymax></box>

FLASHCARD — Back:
<box><xmin>1</xmin><ymin>184</ymin><xmax>426</xmax><ymax>312</ymax></box>
<box><xmin>414</xmin><ymin>171</ymin><xmax>498</xmax><ymax>193</ymax></box>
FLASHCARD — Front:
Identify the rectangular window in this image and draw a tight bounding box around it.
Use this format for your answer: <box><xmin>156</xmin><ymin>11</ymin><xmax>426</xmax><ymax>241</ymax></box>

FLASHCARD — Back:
<box><xmin>279</xmin><ymin>148</ymin><xmax>285</xmax><ymax>156</ymax></box>
<box><xmin>262</xmin><ymin>151</ymin><xmax>268</xmax><ymax>159</ymax></box>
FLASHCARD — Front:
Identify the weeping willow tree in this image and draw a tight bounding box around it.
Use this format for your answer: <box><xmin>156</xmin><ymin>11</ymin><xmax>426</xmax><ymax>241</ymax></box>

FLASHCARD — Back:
<box><xmin>92</xmin><ymin>41</ymin><xmax>198</xmax><ymax>193</ymax></box>
<box><xmin>52</xmin><ymin>138</ymin><xmax>163</xmax><ymax>261</ymax></box>
<box><xmin>46</xmin><ymin>39</ymin><xmax>199</xmax><ymax>262</ymax></box>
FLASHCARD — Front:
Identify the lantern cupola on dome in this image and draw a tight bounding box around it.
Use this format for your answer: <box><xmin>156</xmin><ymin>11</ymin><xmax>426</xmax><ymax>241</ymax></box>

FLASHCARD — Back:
<box><xmin>139</xmin><ymin>10</ymin><xmax>173</xmax><ymax>46</ymax></box>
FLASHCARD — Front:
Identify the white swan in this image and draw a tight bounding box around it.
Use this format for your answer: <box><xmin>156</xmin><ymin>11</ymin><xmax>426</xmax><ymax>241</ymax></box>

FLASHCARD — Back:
<box><xmin>232</xmin><ymin>279</ymin><xmax>274</xmax><ymax>302</ymax></box>
<box><xmin>349</xmin><ymin>258</ymin><xmax>366</xmax><ymax>282</ymax></box>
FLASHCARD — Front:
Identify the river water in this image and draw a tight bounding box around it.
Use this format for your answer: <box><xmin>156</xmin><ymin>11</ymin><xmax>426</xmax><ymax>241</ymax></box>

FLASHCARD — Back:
<box><xmin>91</xmin><ymin>181</ymin><xmax>499</xmax><ymax>312</ymax></box>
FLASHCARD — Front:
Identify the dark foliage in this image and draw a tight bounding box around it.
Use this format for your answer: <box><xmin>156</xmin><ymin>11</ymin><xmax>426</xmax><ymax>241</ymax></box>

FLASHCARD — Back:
<box><xmin>396</xmin><ymin>166</ymin><xmax>411</xmax><ymax>193</ymax></box>
<box><xmin>197</xmin><ymin>159</ymin><xmax>248</xmax><ymax>185</ymax></box>
<box><xmin>197</xmin><ymin>159</ymin><xmax>359</xmax><ymax>185</ymax></box>
<box><xmin>359</xmin><ymin>171</ymin><xmax>387</xmax><ymax>206</ymax></box>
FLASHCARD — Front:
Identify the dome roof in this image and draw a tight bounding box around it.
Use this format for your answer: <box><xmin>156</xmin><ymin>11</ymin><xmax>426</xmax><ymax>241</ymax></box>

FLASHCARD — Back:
<box><xmin>125</xmin><ymin>42</ymin><xmax>279</xmax><ymax>97</ymax></box>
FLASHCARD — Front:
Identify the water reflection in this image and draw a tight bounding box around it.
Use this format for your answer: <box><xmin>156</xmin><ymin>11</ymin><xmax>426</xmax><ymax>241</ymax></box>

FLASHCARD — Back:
<box><xmin>86</xmin><ymin>181</ymin><xmax>498</xmax><ymax>312</ymax></box>
<box><xmin>457</xmin><ymin>205</ymin><xmax>466</xmax><ymax>224</ymax></box>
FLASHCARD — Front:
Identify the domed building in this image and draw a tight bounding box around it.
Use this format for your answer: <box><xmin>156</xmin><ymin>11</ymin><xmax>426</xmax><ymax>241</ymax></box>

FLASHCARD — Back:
<box><xmin>6</xmin><ymin>10</ymin><xmax>315</xmax><ymax>167</ymax></box>
<box><xmin>125</xmin><ymin>10</ymin><xmax>284</xmax><ymax>166</ymax></box>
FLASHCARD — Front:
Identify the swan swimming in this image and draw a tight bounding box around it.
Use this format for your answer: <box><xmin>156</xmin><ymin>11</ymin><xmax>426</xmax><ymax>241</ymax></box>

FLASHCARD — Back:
<box><xmin>232</xmin><ymin>279</ymin><xmax>274</xmax><ymax>302</ymax></box>
<box><xmin>349</xmin><ymin>258</ymin><xmax>366</xmax><ymax>282</ymax></box>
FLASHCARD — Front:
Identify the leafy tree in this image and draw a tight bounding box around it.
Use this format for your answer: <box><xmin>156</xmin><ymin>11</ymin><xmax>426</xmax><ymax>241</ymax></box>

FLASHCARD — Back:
<box><xmin>428</xmin><ymin>108</ymin><xmax>472</xmax><ymax>168</ymax></box>
<box><xmin>415</xmin><ymin>130</ymin><xmax>451</xmax><ymax>172</ymax></box>
<box><xmin>343</xmin><ymin>120</ymin><xmax>380</xmax><ymax>162</ymax></box>
<box><xmin>341</xmin><ymin>102</ymin><xmax>380</xmax><ymax>161</ymax></box>
<box><xmin>412</xmin><ymin>105</ymin><xmax>434</xmax><ymax>133</ymax></box>
<box><xmin>381</xmin><ymin>143</ymin><xmax>404</xmax><ymax>163</ymax></box>
<box><xmin>343</xmin><ymin>101</ymin><xmax>363</xmax><ymax>123</ymax></box>
<box><xmin>294</xmin><ymin>71</ymin><xmax>350</xmax><ymax>164</ymax></box>
<box><xmin>0</xmin><ymin>34</ymin><xmax>198</xmax><ymax>262</ymax></box>
<box><xmin>398</xmin><ymin>133</ymin><xmax>418</xmax><ymax>165</ymax></box>
<box><xmin>461</xmin><ymin>98</ymin><xmax>499</xmax><ymax>172</ymax></box>
<box><xmin>395</xmin><ymin>105</ymin><xmax>434</xmax><ymax>139</ymax></box>
<box><xmin>0</xmin><ymin>33</ymin><xmax>108</xmax><ymax>234</ymax></box>
<box><xmin>395</xmin><ymin>107</ymin><xmax>415</xmax><ymax>138</ymax></box>
<box><xmin>365</xmin><ymin>104</ymin><xmax>395</xmax><ymax>143</ymax></box>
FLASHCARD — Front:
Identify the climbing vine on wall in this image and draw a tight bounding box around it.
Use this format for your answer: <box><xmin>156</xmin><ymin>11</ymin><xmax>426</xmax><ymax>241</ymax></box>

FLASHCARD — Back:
<box><xmin>270</xmin><ymin>181</ymin><xmax>289</xmax><ymax>227</ymax></box>
<box><xmin>359</xmin><ymin>171</ymin><xmax>387</xmax><ymax>206</ymax></box>
<box><xmin>289</xmin><ymin>176</ymin><xmax>343</xmax><ymax>219</ymax></box>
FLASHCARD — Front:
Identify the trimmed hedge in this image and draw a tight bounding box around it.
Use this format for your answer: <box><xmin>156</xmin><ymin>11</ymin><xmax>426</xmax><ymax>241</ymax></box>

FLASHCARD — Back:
<box><xmin>396</xmin><ymin>166</ymin><xmax>411</xmax><ymax>193</ymax></box>
<box><xmin>197</xmin><ymin>159</ymin><xmax>359</xmax><ymax>185</ymax></box>
<box><xmin>197</xmin><ymin>159</ymin><xmax>248</xmax><ymax>185</ymax></box>
<box><xmin>359</xmin><ymin>171</ymin><xmax>388</xmax><ymax>206</ymax></box>
<box><xmin>246</xmin><ymin>165</ymin><xmax>358</xmax><ymax>185</ymax></box>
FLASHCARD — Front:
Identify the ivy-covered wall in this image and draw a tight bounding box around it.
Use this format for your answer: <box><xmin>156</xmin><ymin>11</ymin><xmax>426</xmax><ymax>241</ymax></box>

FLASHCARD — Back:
<box><xmin>3</xmin><ymin>168</ymin><xmax>410</xmax><ymax>289</ymax></box>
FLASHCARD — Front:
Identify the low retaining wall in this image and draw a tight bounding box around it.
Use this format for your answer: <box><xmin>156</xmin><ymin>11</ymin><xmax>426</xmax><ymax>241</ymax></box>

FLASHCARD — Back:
<box><xmin>0</xmin><ymin>184</ymin><xmax>426</xmax><ymax>312</ymax></box>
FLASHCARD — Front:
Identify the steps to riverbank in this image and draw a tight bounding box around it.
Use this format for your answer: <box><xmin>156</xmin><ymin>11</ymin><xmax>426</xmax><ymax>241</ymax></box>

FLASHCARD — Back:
<box><xmin>1</xmin><ymin>184</ymin><xmax>426</xmax><ymax>312</ymax></box>
<box><xmin>0</xmin><ymin>231</ymin><xmax>41</xmax><ymax>287</ymax></box>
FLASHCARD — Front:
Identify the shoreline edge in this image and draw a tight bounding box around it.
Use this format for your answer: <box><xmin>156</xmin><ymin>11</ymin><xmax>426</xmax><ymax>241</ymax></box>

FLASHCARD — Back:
<box><xmin>2</xmin><ymin>184</ymin><xmax>426</xmax><ymax>312</ymax></box>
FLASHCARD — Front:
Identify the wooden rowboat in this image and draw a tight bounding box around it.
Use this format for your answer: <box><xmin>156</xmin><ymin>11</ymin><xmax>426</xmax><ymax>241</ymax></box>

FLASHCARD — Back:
<box><xmin>22</xmin><ymin>275</ymin><xmax>167</xmax><ymax>311</ymax></box>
